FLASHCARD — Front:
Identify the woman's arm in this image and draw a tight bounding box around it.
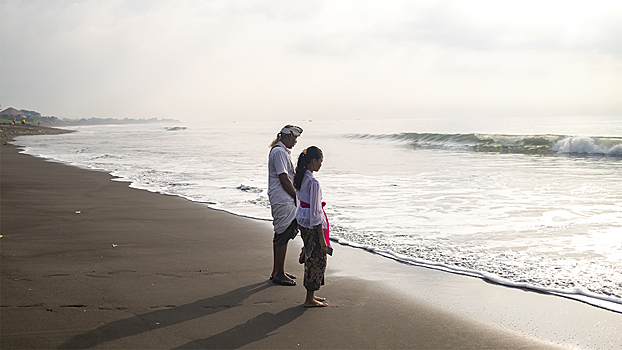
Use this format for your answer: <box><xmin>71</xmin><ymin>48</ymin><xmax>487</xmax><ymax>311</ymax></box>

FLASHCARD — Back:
<box><xmin>316</xmin><ymin>223</ymin><xmax>327</xmax><ymax>256</ymax></box>
<box><xmin>310</xmin><ymin>178</ymin><xmax>327</xmax><ymax>255</ymax></box>
<box><xmin>309</xmin><ymin>180</ymin><xmax>323</xmax><ymax>226</ymax></box>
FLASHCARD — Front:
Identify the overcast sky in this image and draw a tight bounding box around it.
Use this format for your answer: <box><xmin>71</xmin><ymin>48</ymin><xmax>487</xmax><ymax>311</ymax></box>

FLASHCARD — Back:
<box><xmin>1</xmin><ymin>0</ymin><xmax>620</xmax><ymax>122</ymax></box>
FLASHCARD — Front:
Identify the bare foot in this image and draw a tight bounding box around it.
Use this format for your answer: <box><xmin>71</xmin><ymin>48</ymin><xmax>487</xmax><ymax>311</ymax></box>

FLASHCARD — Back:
<box><xmin>314</xmin><ymin>296</ymin><xmax>326</xmax><ymax>302</ymax></box>
<box><xmin>304</xmin><ymin>299</ymin><xmax>328</xmax><ymax>308</ymax></box>
<box><xmin>270</xmin><ymin>272</ymin><xmax>296</xmax><ymax>280</ymax></box>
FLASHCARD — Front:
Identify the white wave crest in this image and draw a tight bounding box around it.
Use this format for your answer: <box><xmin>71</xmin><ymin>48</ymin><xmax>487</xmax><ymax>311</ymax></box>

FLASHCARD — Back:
<box><xmin>609</xmin><ymin>144</ymin><xmax>622</xmax><ymax>155</ymax></box>
<box><xmin>552</xmin><ymin>136</ymin><xmax>622</xmax><ymax>155</ymax></box>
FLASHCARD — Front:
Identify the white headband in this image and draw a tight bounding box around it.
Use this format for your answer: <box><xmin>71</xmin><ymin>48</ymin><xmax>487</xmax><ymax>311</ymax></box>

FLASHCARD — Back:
<box><xmin>280</xmin><ymin>125</ymin><xmax>303</xmax><ymax>137</ymax></box>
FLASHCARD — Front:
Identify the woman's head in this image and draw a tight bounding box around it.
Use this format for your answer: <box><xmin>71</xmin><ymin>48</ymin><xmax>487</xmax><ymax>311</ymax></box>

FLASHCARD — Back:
<box><xmin>294</xmin><ymin>146</ymin><xmax>323</xmax><ymax>189</ymax></box>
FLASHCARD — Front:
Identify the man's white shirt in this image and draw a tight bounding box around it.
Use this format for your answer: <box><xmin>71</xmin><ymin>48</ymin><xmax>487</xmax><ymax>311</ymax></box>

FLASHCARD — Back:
<box><xmin>268</xmin><ymin>141</ymin><xmax>295</xmax><ymax>205</ymax></box>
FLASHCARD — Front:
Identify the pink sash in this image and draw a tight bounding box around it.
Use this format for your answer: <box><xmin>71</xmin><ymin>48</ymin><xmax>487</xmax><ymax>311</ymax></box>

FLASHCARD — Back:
<box><xmin>299</xmin><ymin>201</ymin><xmax>331</xmax><ymax>248</ymax></box>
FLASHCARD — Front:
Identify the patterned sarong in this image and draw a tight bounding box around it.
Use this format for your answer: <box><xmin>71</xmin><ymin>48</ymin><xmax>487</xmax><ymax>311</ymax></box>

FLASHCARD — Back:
<box><xmin>299</xmin><ymin>225</ymin><xmax>327</xmax><ymax>291</ymax></box>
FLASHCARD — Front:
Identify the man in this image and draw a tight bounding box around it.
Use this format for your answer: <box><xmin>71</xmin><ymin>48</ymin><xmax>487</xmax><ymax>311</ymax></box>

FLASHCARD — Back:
<box><xmin>268</xmin><ymin>125</ymin><xmax>303</xmax><ymax>286</ymax></box>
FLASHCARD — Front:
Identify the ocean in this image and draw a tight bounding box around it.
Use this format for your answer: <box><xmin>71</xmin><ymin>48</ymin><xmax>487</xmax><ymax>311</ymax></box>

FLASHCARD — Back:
<box><xmin>11</xmin><ymin>115</ymin><xmax>622</xmax><ymax>313</ymax></box>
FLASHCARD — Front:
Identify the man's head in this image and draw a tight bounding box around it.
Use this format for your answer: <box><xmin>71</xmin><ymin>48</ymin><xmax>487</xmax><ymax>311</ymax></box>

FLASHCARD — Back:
<box><xmin>279</xmin><ymin>125</ymin><xmax>303</xmax><ymax>149</ymax></box>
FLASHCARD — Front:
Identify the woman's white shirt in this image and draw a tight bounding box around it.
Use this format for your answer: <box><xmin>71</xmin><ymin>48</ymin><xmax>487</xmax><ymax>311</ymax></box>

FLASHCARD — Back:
<box><xmin>296</xmin><ymin>170</ymin><xmax>326</xmax><ymax>229</ymax></box>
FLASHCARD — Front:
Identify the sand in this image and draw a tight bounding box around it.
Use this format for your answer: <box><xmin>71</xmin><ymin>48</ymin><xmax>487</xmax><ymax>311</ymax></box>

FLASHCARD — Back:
<box><xmin>2</xmin><ymin>137</ymin><xmax>621</xmax><ymax>349</ymax></box>
<box><xmin>0</xmin><ymin>124</ymin><xmax>73</xmax><ymax>141</ymax></box>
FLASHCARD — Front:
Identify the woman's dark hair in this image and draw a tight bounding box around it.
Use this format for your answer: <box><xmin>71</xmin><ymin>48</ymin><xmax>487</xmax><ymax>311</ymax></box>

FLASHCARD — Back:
<box><xmin>294</xmin><ymin>146</ymin><xmax>323</xmax><ymax>190</ymax></box>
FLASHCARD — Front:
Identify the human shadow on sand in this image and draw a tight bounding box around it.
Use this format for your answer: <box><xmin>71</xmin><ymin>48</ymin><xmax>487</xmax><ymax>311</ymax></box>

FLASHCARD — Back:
<box><xmin>60</xmin><ymin>281</ymin><xmax>274</xmax><ymax>349</ymax></box>
<box><xmin>173</xmin><ymin>305</ymin><xmax>305</xmax><ymax>349</ymax></box>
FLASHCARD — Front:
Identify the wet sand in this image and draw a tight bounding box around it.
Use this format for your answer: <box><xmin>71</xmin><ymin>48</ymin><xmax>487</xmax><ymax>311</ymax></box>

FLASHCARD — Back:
<box><xmin>2</xmin><ymin>140</ymin><xmax>620</xmax><ymax>349</ymax></box>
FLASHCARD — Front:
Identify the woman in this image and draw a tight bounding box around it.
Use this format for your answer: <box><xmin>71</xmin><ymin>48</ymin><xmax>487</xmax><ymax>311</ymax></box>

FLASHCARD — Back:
<box><xmin>294</xmin><ymin>146</ymin><xmax>330</xmax><ymax>308</ymax></box>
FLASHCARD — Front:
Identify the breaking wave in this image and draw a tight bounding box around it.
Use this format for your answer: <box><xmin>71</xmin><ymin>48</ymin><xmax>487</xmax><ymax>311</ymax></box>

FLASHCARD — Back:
<box><xmin>347</xmin><ymin>133</ymin><xmax>622</xmax><ymax>156</ymax></box>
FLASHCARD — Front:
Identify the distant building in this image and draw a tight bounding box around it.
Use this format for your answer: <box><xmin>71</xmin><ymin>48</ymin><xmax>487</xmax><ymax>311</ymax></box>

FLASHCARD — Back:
<box><xmin>0</xmin><ymin>107</ymin><xmax>26</xmax><ymax>117</ymax></box>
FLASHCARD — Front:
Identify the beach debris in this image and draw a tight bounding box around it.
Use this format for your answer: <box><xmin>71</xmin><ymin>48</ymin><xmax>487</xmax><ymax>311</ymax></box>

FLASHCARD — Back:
<box><xmin>75</xmin><ymin>210</ymin><xmax>81</xmax><ymax>214</ymax></box>
<box><xmin>0</xmin><ymin>235</ymin><xmax>3</xmax><ymax>238</ymax></box>
<box><xmin>112</xmin><ymin>244</ymin><xmax>117</xmax><ymax>248</ymax></box>
<box><xmin>237</xmin><ymin>184</ymin><xmax>263</xmax><ymax>193</ymax></box>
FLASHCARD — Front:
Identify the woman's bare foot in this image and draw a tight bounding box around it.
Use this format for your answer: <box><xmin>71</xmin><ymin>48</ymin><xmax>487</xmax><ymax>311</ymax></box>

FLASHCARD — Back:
<box><xmin>304</xmin><ymin>299</ymin><xmax>328</xmax><ymax>308</ymax></box>
<box><xmin>305</xmin><ymin>290</ymin><xmax>328</xmax><ymax>307</ymax></box>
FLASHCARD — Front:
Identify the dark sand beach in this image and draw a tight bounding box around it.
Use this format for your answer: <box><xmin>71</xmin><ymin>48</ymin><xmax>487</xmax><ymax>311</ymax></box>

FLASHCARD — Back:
<box><xmin>2</xmin><ymin>135</ymin><xmax>621</xmax><ymax>349</ymax></box>
<box><xmin>0</xmin><ymin>124</ymin><xmax>73</xmax><ymax>141</ymax></box>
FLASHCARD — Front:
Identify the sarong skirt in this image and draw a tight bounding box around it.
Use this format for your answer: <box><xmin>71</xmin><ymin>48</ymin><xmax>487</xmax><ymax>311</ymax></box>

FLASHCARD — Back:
<box><xmin>299</xmin><ymin>225</ymin><xmax>327</xmax><ymax>291</ymax></box>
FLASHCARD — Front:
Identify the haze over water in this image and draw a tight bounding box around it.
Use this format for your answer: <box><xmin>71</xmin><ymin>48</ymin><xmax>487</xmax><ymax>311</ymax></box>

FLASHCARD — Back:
<box><xmin>13</xmin><ymin>115</ymin><xmax>622</xmax><ymax>312</ymax></box>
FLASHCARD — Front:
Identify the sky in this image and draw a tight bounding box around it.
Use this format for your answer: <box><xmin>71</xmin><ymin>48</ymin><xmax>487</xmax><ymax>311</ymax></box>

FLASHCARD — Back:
<box><xmin>1</xmin><ymin>0</ymin><xmax>620</xmax><ymax>122</ymax></box>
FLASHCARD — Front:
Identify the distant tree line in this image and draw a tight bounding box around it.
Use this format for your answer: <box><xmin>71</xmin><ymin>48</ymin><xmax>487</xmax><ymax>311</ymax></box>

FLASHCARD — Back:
<box><xmin>1</xmin><ymin>109</ymin><xmax>179</xmax><ymax>126</ymax></box>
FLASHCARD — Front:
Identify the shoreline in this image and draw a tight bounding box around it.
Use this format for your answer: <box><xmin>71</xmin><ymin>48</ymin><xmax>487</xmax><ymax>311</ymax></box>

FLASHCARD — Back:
<box><xmin>0</xmin><ymin>124</ymin><xmax>73</xmax><ymax>142</ymax></box>
<box><xmin>2</xmin><ymin>140</ymin><xmax>621</xmax><ymax>349</ymax></box>
<box><xmin>12</xmin><ymin>130</ymin><xmax>622</xmax><ymax>315</ymax></box>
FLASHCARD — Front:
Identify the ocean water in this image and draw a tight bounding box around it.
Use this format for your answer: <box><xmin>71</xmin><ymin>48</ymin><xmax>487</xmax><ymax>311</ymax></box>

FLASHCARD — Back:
<box><xmin>12</xmin><ymin>116</ymin><xmax>622</xmax><ymax>313</ymax></box>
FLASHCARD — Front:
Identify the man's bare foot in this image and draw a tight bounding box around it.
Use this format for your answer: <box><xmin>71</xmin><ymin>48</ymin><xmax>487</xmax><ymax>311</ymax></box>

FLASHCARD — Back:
<box><xmin>304</xmin><ymin>299</ymin><xmax>328</xmax><ymax>308</ymax></box>
<box><xmin>270</xmin><ymin>272</ymin><xmax>296</xmax><ymax>280</ymax></box>
<box><xmin>314</xmin><ymin>296</ymin><xmax>326</xmax><ymax>302</ymax></box>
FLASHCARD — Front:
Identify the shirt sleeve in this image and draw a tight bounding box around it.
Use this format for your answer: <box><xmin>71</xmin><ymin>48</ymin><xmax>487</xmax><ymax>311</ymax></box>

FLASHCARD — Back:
<box><xmin>309</xmin><ymin>178</ymin><xmax>324</xmax><ymax>227</ymax></box>
<box><xmin>271</xmin><ymin>149</ymin><xmax>289</xmax><ymax>176</ymax></box>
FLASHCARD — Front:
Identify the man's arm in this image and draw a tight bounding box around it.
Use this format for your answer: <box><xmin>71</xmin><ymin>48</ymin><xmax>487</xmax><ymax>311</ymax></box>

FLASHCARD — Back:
<box><xmin>278</xmin><ymin>173</ymin><xmax>297</xmax><ymax>201</ymax></box>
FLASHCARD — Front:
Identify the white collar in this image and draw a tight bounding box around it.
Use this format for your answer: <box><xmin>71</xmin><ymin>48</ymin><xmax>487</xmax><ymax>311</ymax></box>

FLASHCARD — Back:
<box><xmin>276</xmin><ymin>141</ymin><xmax>291</xmax><ymax>154</ymax></box>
